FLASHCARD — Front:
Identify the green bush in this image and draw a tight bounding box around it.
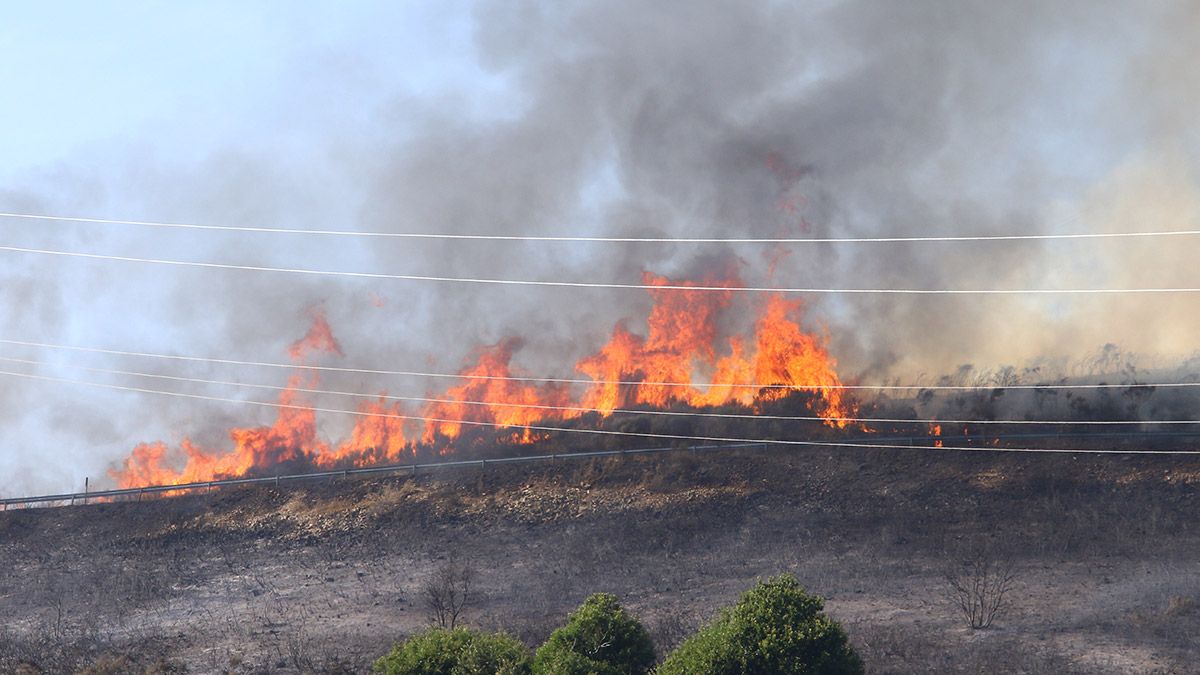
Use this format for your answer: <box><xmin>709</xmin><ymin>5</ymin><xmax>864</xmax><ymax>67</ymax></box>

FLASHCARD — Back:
<box><xmin>373</xmin><ymin>627</ymin><xmax>532</xmax><ymax>675</ymax></box>
<box><xmin>658</xmin><ymin>575</ymin><xmax>862</xmax><ymax>675</ymax></box>
<box><xmin>534</xmin><ymin>593</ymin><xmax>656</xmax><ymax>675</ymax></box>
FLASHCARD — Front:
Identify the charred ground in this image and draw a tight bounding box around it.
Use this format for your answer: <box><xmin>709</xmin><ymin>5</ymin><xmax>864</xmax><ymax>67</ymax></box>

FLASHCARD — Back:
<box><xmin>2</xmin><ymin>447</ymin><xmax>1199</xmax><ymax>673</ymax></box>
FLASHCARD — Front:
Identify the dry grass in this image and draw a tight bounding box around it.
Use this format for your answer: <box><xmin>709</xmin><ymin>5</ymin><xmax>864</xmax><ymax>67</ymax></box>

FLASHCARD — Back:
<box><xmin>2</xmin><ymin>449</ymin><xmax>1199</xmax><ymax>672</ymax></box>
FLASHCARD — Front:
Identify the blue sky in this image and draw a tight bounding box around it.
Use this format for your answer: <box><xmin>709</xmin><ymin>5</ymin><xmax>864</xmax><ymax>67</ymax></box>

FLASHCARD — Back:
<box><xmin>0</xmin><ymin>2</ymin><xmax>506</xmax><ymax>494</ymax></box>
<box><xmin>0</xmin><ymin>2</ymin><xmax>498</xmax><ymax>179</ymax></box>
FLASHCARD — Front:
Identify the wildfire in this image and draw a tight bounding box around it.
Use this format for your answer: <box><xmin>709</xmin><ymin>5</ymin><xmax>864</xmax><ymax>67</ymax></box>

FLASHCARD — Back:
<box><xmin>420</xmin><ymin>338</ymin><xmax>572</xmax><ymax>445</ymax></box>
<box><xmin>110</xmin><ymin>271</ymin><xmax>854</xmax><ymax>489</ymax></box>
<box><xmin>579</xmin><ymin>273</ymin><xmax>848</xmax><ymax>423</ymax></box>
<box><xmin>110</xmin><ymin>308</ymin><xmax>410</xmax><ymax>488</ymax></box>
<box><xmin>288</xmin><ymin>305</ymin><xmax>343</xmax><ymax>362</ymax></box>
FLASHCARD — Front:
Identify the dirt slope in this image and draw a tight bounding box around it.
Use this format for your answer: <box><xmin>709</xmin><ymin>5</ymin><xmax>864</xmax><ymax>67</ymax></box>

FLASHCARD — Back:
<box><xmin>2</xmin><ymin>447</ymin><xmax>1199</xmax><ymax>673</ymax></box>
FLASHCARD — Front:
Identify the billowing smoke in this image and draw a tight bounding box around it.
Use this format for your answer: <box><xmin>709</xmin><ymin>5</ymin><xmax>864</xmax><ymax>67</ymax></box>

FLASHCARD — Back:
<box><xmin>352</xmin><ymin>0</ymin><xmax>1200</xmax><ymax>374</ymax></box>
<box><xmin>1</xmin><ymin>1</ymin><xmax>1198</xmax><ymax>495</ymax></box>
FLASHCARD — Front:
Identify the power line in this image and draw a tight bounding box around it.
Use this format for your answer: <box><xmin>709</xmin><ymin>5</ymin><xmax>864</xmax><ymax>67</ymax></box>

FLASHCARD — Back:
<box><xmin>3</xmin><ymin>367</ymin><xmax>1197</xmax><ymax>455</ymax></box>
<box><xmin>4</xmin><ymin>210</ymin><xmax>1199</xmax><ymax>244</ymax></box>
<box><xmin>3</xmin><ymin>243</ymin><xmax>1200</xmax><ymax>295</ymax></box>
<box><xmin>1</xmin><ymin>337</ymin><xmax>1188</xmax><ymax>391</ymax></box>
<box><xmin>2</xmin><ymin>354</ymin><xmax>1189</xmax><ymax>426</ymax></box>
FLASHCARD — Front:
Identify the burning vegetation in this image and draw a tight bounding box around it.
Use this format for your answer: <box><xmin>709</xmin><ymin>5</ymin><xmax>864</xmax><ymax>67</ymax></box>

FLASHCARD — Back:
<box><xmin>108</xmin><ymin>267</ymin><xmax>1196</xmax><ymax>492</ymax></box>
<box><xmin>109</xmin><ymin>271</ymin><xmax>853</xmax><ymax>488</ymax></box>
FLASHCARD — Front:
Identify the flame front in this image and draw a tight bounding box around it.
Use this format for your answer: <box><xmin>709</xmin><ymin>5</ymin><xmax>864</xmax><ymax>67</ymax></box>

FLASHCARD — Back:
<box><xmin>419</xmin><ymin>339</ymin><xmax>572</xmax><ymax>445</ymax></box>
<box><xmin>111</xmin><ymin>272</ymin><xmax>854</xmax><ymax>489</ymax></box>
<box><xmin>578</xmin><ymin>274</ymin><xmax>849</xmax><ymax>423</ymax></box>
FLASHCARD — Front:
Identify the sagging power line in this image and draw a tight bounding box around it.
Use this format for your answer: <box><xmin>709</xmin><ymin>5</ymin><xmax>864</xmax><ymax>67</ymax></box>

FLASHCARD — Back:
<box><xmin>1</xmin><ymin>354</ymin><xmax>1191</xmax><ymax>427</ymax></box>
<box><xmin>1</xmin><ymin>337</ymin><xmax>1190</xmax><ymax>392</ymax></box>
<box><xmin>3</xmin><ymin>210</ymin><xmax>1198</xmax><ymax>244</ymax></box>
<box><xmin>3</xmin><ymin>367</ymin><xmax>1198</xmax><ymax>455</ymax></box>
<box><xmin>3</xmin><ymin>243</ymin><xmax>1200</xmax><ymax>295</ymax></box>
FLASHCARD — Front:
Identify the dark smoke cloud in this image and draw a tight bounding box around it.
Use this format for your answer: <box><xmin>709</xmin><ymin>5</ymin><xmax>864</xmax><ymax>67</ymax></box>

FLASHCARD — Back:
<box><xmin>2</xmin><ymin>0</ymin><xmax>1198</xmax><ymax>494</ymax></box>
<box><xmin>355</xmin><ymin>0</ymin><xmax>1199</xmax><ymax>377</ymax></box>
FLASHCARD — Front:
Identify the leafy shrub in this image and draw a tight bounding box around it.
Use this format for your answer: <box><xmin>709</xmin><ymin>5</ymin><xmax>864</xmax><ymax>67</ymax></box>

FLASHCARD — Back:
<box><xmin>373</xmin><ymin>628</ymin><xmax>532</xmax><ymax>675</ymax></box>
<box><xmin>658</xmin><ymin>575</ymin><xmax>862</xmax><ymax>675</ymax></box>
<box><xmin>533</xmin><ymin>593</ymin><xmax>656</xmax><ymax>675</ymax></box>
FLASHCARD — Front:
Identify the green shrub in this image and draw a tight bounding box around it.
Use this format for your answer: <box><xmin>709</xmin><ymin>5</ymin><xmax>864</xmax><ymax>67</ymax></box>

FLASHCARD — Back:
<box><xmin>534</xmin><ymin>593</ymin><xmax>656</xmax><ymax>675</ymax></box>
<box><xmin>658</xmin><ymin>575</ymin><xmax>862</xmax><ymax>675</ymax></box>
<box><xmin>373</xmin><ymin>627</ymin><xmax>532</xmax><ymax>675</ymax></box>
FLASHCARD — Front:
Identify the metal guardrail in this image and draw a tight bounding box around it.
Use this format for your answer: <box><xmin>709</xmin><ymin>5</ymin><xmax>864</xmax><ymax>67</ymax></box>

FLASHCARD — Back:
<box><xmin>4</xmin><ymin>427</ymin><xmax>1200</xmax><ymax>510</ymax></box>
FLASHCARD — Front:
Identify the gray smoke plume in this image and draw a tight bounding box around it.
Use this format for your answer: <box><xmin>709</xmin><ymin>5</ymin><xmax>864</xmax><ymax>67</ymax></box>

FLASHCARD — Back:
<box><xmin>1</xmin><ymin>0</ymin><xmax>1198</xmax><ymax>495</ymax></box>
<box><xmin>358</xmin><ymin>0</ymin><xmax>1200</xmax><ymax>375</ymax></box>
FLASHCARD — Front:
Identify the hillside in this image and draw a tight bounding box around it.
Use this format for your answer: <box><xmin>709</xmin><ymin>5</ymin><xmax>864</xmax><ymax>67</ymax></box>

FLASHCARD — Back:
<box><xmin>2</xmin><ymin>447</ymin><xmax>1199</xmax><ymax>673</ymax></box>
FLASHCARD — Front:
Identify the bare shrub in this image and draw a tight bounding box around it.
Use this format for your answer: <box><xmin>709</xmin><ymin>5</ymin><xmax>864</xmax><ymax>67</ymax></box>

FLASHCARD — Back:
<box><xmin>849</xmin><ymin>620</ymin><xmax>1085</xmax><ymax>674</ymax></box>
<box><xmin>423</xmin><ymin>557</ymin><xmax>476</xmax><ymax>629</ymax></box>
<box><xmin>945</xmin><ymin>550</ymin><xmax>1017</xmax><ymax>630</ymax></box>
<box><xmin>283</xmin><ymin>619</ymin><xmax>316</xmax><ymax>672</ymax></box>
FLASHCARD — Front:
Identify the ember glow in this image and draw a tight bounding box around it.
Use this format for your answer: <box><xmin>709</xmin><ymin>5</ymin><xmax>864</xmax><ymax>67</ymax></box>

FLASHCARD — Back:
<box><xmin>110</xmin><ymin>272</ymin><xmax>856</xmax><ymax>488</ymax></box>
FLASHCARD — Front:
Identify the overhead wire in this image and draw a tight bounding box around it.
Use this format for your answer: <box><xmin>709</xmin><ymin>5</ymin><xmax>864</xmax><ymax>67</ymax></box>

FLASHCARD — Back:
<box><xmin>3</xmin><ymin>212</ymin><xmax>1198</xmax><ymax>469</ymax></box>
<box><xmin>3</xmin><ymin>243</ymin><xmax>1200</xmax><ymax>295</ymax></box>
<box><xmin>2</xmin><ymin>367</ymin><xmax>1198</xmax><ymax>455</ymax></box>
<box><xmin>1</xmin><ymin>337</ymin><xmax>1193</xmax><ymax>392</ymax></box>
<box><xmin>1</xmin><ymin>354</ymin><xmax>1192</xmax><ymax>426</ymax></box>
<box><xmin>3</xmin><ymin>210</ymin><xmax>1199</xmax><ymax>244</ymax></box>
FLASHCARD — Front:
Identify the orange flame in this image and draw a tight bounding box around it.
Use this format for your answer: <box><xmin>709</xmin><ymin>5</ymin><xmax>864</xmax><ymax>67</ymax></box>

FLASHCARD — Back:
<box><xmin>420</xmin><ymin>339</ymin><xmax>572</xmax><ymax>444</ymax></box>
<box><xmin>288</xmin><ymin>306</ymin><xmax>343</xmax><ymax>362</ymax></box>
<box><xmin>110</xmin><ymin>315</ymin><xmax>409</xmax><ymax>488</ymax></box>
<box><xmin>318</xmin><ymin>397</ymin><xmax>409</xmax><ymax>468</ymax></box>
<box><xmin>577</xmin><ymin>275</ymin><xmax>849</xmax><ymax>424</ymax></box>
<box><xmin>112</xmin><ymin>269</ymin><xmax>853</xmax><ymax>489</ymax></box>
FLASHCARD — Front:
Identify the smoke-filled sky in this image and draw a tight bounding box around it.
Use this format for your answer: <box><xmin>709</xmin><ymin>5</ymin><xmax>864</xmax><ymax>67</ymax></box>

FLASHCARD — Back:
<box><xmin>1</xmin><ymin>0</ymin><xmax>1198</xmax><ymax>496</ymax></box>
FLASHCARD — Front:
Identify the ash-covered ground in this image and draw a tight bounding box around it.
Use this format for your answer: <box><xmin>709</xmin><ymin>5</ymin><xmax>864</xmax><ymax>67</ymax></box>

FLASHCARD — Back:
<box><xmin>2</xmin><ymin>448</ymin><xmax>1199</xmax><ymax>673</ymax></box>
